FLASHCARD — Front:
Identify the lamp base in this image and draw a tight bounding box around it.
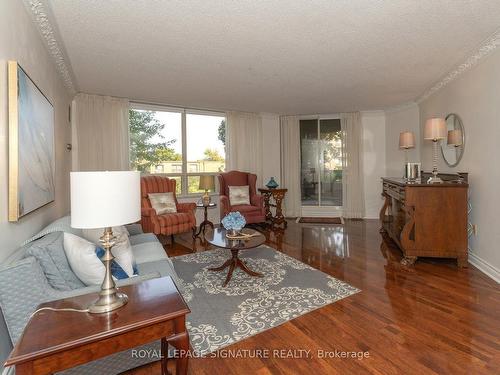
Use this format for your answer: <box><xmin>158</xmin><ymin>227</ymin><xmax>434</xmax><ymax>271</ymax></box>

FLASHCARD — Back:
<box><xmin>88</xmin><ymin>291</ymin><xmax>128</xmax><ymax>314</ymax></box>
<box><xmin>427</xmin><ymin>176</ymin><xmax>443</xmax><ymax>184</ymax></box>
<box><xmin>202</xmin><ymin>190</ymin><xmax>211</xmax><ymax>206</ymax></box>
<box><xmin>88</xmin><ymin>227</ymin><xmax>129</xmax><ymax>314</ymax></box>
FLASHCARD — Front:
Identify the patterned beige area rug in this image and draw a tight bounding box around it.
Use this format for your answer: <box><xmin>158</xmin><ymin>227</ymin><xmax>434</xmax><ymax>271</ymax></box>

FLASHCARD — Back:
<box><xmin>172</xmin><ymin>245</ymin><xmax>360</xmax><ymax>355</ymax></box>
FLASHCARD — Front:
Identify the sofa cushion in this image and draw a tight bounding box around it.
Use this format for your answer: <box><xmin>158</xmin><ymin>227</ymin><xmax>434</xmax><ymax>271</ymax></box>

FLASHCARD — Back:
<box><xmin>0</xmin><ymin>257</ymin><xmax>59</xmax><ymax>343</ymax></box>
<box><xmin>25</xmin><ymin>232</ymin><xmax>85</xmax><ymax>291</ymax></box>
<box><xmin>21</xmin><ymin>215</ymin><xmax>82</xmax><ymax>247</ymax></box>
<box><xmin>129</xmin><ymin>233</ymin><xmax>158</xmax><ymax>246</ymax></box>
<box><xmin>125</xmin><ymin>223</ymin><xmax>143</xmax><ymax>236</ymax></box>
<box><xmin>132</xmin><ymin>242</ymin><xmax>168</xmax><ymax>264</ymax></box>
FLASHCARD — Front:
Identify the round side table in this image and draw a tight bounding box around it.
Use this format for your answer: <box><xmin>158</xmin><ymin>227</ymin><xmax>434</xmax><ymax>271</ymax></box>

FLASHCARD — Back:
<box><xmin>192</xmin><ymin>202</ymin><xmax>216</xmax><ymax>240</ymax></box>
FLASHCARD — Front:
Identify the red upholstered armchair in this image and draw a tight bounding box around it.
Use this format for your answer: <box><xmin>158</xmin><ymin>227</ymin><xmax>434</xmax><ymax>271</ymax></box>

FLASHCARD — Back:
<box><xmin>140</xmin><ymin>176</ymin><xmax>196</xmax><ymax>236</ymax></box>
<box><xmin>218</xmin><ymin>171</ymin><xmax>266</xmax><ymax>224</ymax></box>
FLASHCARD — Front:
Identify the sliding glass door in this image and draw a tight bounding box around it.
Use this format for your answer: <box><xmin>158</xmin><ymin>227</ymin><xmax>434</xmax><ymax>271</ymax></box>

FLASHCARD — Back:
<box><xmin>300</xmin><ymin>117</ymin><xmax>343</xmax><ymax>212</ymax></box>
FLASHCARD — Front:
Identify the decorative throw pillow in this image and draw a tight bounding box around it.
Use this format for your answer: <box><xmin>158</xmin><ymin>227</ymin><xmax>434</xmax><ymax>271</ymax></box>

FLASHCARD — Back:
<box><xmin>82</xmin><ymin>226</ymin><xmax>137</xmax><ymax>277</ymax></box>
<box><xmin>229</xmin><ymin>185</ymin><xmax>250</xmax><ymax>205</ymax></box>
<box><xmin>148</xmin><ymin>192</ymin><xmax>177</xmax><ymax>214</ymax></box>
<box><xmin>63</xmin><ymin>233</ymin><xmax>105</xmax><ymax>286</ymax></box>
<box><xmin>95</xmin><ymin>248</ymin><xmax>131</xmax><ymax>280</ymax></box>
<box><xmin>25</xmin><ymin>231</ymin><xmax>85</xmax><ymax>291</ymax></box>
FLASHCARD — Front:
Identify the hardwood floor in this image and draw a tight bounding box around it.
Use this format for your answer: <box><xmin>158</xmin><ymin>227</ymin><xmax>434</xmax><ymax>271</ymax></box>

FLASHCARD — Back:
<box><xmin>125</xmin><ymin>219</ymin><xmax>500</xmax><ymax>375</ymax></box>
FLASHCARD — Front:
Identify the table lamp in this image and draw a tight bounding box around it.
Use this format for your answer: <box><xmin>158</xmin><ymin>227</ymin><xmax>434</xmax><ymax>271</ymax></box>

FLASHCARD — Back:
<box><xmin>199</xmin><ymin>175</ymin><xmax>215</xmax><ymax>206</ymax></box>
<box><xmin>424</xmin><ymin>118</ymin><xmax>447</xmax><ymax>184</ymax></box>
<box><xmin>399</xmin><ymin>131</ymin><xmax>415</xmax><ymax>162</ymax></box>
<box><xmin>70</xmin><ymin>171</ymin><xmax>141</xmax><ymax>313</ymax></box>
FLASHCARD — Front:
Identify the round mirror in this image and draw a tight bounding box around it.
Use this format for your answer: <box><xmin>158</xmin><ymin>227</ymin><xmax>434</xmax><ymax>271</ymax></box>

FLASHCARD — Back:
<box><xmin>440</xmin><ymin>113</ymin><xmax>465</xmax><ymax>167</ymax></box>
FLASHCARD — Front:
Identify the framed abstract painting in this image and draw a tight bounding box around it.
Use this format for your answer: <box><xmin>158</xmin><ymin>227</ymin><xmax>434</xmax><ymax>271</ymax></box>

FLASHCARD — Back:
<box><xmin>8</xmin><ymin>61</ymin><xmax>55</xmax><ymax>222</ymax></box>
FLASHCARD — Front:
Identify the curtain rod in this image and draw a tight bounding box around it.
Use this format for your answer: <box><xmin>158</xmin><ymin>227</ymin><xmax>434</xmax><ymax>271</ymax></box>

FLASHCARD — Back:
<box><xmin>130</xmin><ymin>99</ymin><xmax>227</xmax><ymax>115</ymax></box>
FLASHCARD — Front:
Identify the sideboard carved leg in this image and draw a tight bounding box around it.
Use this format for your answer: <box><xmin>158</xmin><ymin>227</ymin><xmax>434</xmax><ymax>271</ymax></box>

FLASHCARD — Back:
<box><xmin>379</xmin><ymin>193</ymin><xmax>391</xmax><ymax>233</ymax></box>
<box><xmin>457</xmin><ymin>256</ymin><xmax>468</xmax><ymax>268</ymax></box>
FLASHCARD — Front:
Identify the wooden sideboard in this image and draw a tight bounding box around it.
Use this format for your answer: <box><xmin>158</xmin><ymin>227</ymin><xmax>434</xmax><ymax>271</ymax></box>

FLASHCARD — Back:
<box><xmin>379</xmin><ymin>173</ymin><xmax>468</xmax><ymax>267</ymax></box>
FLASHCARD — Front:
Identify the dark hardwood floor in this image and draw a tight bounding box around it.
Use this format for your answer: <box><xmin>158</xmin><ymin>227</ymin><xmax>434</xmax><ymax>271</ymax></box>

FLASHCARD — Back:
<box><xmin>125</xmin><ymin>219</ymin><xmax>500</xmax><ymax>375</ymax></box>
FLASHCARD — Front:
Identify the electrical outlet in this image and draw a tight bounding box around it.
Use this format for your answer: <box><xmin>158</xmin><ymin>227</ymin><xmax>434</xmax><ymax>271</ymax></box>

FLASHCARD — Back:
<box><xmin>472</xmin><ymin>224</ymin><xmax>478</xmax><ymax>236</ymax></box>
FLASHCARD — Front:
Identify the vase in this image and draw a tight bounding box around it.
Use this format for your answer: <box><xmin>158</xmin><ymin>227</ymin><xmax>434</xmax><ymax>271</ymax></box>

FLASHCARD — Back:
<box><xmin>266</xmin><ymin>177</ymin><xmax>279</xmax><ymax>189</ymax></box>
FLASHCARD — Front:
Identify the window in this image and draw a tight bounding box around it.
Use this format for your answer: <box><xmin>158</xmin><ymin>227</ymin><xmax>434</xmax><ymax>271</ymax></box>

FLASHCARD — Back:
<box><xmin>300</xmin><ymin>117</ymin><xmax>343</xmax><ymax>207</ymax></box>
<box><xmin>129</xmin><ymin>104</ymin><xmax>226</xmax><ymax>196</ymax></box>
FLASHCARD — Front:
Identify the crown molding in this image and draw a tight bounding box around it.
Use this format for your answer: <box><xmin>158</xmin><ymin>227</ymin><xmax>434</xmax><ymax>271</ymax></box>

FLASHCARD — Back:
<box><xmin>22</xmin><ymin>0</ymin><xmax>76</xmax><ymax>94</ymax></box>
<box><xmin>417</xmin><ymin>28</ymin><xmax>500</xmax><ymax>103</ymax></box>
<box><xmin>383</xmin><ymin>101</ymin><xmax>418</xmax><ymax>114</ymax></box>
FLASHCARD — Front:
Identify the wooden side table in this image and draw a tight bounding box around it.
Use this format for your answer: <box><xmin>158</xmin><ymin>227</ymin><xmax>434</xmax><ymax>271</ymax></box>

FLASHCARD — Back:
<box><xmin>5</xmin><ymin>277</ymin><xmax>190</xmax><ymax>375</ymax></box>
<box><xmin>258</xmin><ymin>188</ymin><xmax>288</xmax><ymax>228</ymax></box>
<box><xmin>192</xmin><ymin>202</ymin><xmax>216</xmax><ymax>240</ymax></box>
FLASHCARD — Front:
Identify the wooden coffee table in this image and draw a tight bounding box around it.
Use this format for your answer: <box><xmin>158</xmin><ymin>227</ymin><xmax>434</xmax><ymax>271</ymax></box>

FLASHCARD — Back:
<box><xmin>205</xmin><ymin>228</ymin><xmax>266</xmax><ymax>286</ymax></box>
<box><xmin>5</xmin><ymin>277</ymin><xmax>190</xmax><ymax>375</ymax></box>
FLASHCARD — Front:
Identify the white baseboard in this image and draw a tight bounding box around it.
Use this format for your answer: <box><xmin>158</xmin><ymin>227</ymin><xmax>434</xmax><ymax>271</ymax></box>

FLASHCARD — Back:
<box><xmin>468</xmin><ymin>251</ymin><xmax>500</xmax><ymax>284</ymax></box>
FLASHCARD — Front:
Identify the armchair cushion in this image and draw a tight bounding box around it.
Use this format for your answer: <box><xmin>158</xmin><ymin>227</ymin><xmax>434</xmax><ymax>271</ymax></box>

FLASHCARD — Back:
<box><xmin>155</xmin><ymin>212</ymin><xmax>193</xmax><ymax>229</ymax></box>
<box><xmin>231</xmin><ymin>204</ymin><xmax>263</xmax><ymax>213</ymax></box>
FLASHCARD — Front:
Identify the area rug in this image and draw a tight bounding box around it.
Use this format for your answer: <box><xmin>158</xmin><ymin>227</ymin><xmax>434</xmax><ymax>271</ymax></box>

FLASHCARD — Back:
<box><xmin>171</xmin><ymin>246</ymin><xmax>359</xmax><ymax>355</ymax></box>
<box><xmin>298</xmin><ymin>217</ymin><xmax>343</xmax><ymax>224</ymax></box>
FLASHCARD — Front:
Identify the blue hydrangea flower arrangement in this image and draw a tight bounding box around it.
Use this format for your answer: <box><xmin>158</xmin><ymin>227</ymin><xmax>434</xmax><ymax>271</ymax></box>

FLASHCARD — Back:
<box><xmin>221</xmin><ymin>211</ymin><xmax>246</xmax><ymax>232</ymax></box>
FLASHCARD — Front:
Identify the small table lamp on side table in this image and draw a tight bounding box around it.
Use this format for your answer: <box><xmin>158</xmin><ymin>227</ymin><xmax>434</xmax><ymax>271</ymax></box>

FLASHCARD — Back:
<box><xmin>70</xmin><ymin>171</ymin><xmax>141</xmax><ymax>313</ymax></box>
<box><xmin>199</xmin><ymin>175</ymin><xmax>215</xmax><ymax>206</ymax></box>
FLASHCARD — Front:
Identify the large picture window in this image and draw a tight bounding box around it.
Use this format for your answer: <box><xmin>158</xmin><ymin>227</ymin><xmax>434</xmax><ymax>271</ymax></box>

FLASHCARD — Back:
<box><xmin>129</xmin><ymin>104</ymin><xmax>226</xmax><ymax>196</ymax></box>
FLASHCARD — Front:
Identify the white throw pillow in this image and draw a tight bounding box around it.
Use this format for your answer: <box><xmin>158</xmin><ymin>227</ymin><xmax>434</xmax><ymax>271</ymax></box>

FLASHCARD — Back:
<box><xmin>82</xmin><ymin>226</ymin><xmax>136</xmax><ymax>277</ymax></box>
<box><xmin>229</xmin><ymin>185</ymin><xmax>250</xmax><ymax>205</ymax></box>
<box><xmin>63</xmin><ymin>232</ymin><xmax>105</xmax><ymax>286</ymax></box>
<box><xmin>148</xmin><ymin>192</ymin><xmax>177</xmax><ymax>214</ymax></box>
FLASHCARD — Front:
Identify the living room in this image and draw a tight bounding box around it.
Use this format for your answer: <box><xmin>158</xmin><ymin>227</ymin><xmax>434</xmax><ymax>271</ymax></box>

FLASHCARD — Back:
<box><xmin>0</xmin><ymin>1</ymin><xmax>499</xmax><ymax>374</ymax></box>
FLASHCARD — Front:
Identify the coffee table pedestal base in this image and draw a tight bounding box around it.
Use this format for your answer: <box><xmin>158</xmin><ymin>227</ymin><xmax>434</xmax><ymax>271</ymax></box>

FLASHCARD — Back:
<box><xmin>208</xmin><ymin>249</ymin><xmax>263</xmax><ymax>286</ymax></box>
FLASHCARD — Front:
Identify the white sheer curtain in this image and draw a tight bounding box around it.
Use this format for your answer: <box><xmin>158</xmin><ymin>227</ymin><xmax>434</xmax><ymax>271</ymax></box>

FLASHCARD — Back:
<box><xmin>226</xmin><ymin>111</ymin><xmax>263</xmax><ymax>186</ymax></box>
<box><xmin>280</xmin><ymin>116</ymin><xmax>301</xmax><ymax>217</ymax></box>
<box><xmin>72</xmin><ymin>93</ymin><xmax>130</xmax><ymax>171</ymax></box>
<box><xmin>341</xmin><ymin>112</ymin><xmax>365</xmax><ymax>218</ymax></box>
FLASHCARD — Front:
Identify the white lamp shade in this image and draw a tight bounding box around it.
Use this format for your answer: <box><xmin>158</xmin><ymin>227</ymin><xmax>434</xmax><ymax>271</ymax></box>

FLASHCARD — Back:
<box><xmin>424</xmin><ymin>118</ymin><xmax>447</xmax><ymax>140</ymax></box>
<box><xmin>71</xmin><ymin>171</ymin><xmax>141</xmax><ymax>229</ymax></box>
<box><xmin>399</xmin><ymin>131</ymin><xmax>416</xmax><ymax>149</ymax></box>
<box><xmin>447</xmin><ymin>129</ymin><xmax>463</xmax><ymax>146</ymax></box>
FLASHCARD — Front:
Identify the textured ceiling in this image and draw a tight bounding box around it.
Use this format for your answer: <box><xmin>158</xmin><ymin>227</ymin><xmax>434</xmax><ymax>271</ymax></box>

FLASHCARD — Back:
<box><xmin>47</xmin><ymin>0</ymin><xmax>500</xmax><ymax>114</ymax></box>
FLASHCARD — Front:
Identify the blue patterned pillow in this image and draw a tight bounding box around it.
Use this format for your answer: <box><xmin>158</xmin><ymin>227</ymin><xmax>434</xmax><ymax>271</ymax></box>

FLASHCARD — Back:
<box><xmin>95</xmin><ymin>248</ymin><xmax>136</xmax><ymax>280</ymax></box>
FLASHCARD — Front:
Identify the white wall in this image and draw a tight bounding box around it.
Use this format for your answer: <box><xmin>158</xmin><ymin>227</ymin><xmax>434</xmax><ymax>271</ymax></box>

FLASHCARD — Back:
<box><xmin>418</xmin><ymin>48</ymin><xmax>500</xmax><ymax>282</ymax></box>
<box><xmin>361</xmin><ymin>111</ymin><xmax>386</xmax><ymax>219</ymax></box>
<box><xmin>385</xmin><ymin>103</ymin><xmax>420</xmax><ymax>177</ymax></box>
<box><xmin>0</xmin><ymin>0</ymin><xmax>73</xmax><ymax>262</ymax></box>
